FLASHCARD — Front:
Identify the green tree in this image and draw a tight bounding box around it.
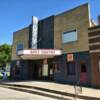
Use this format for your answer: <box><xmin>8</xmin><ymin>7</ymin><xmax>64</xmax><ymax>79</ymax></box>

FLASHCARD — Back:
<box><xmin>0</xmin><ymin>44</ymin><xmax>11</xmax><ymax>69</ymax></box>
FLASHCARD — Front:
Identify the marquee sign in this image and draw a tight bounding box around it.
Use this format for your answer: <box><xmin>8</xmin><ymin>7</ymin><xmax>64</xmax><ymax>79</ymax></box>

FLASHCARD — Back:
<box><xmin>18</xmin><ymin>49</ymin><xmax>62</xmax><ymax>56</ymax></box>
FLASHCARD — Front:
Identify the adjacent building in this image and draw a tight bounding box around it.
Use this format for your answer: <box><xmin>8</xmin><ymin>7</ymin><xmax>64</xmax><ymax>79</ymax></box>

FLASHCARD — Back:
<box><xmin>11</xmin><ymin>3</ymin><xmax>100</xmax><ymax>88</ymax></box>
<box><xmin>88</xmin><ymin>25</ymin><xmax>100</xmax><ymax>87</ymax></box>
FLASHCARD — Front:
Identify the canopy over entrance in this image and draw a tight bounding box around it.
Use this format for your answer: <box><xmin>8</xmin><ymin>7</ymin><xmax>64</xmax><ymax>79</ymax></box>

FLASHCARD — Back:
<box><xmin>17</xmin><ymin>49</ymin><xmax>62</xmax><ymax>60</ymax></box>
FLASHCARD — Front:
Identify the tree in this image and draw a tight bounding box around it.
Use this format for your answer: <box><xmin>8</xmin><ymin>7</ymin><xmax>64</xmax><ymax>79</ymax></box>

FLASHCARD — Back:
<box><xmin>0</xmin><ymin>44</ymin><xmax>11</xmax><ymax>69</ymax></box>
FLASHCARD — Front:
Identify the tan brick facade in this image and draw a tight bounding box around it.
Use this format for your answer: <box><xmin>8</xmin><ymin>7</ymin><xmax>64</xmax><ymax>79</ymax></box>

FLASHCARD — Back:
<box><xmin>11</xmin><ymin>3</ymin><xmax>98</xmax><ymax>86</ymax></box>
<box><xmin>12</xmin><ymin>4</ymin><xmax>91</xmax><ymax>60</ymax></box>
<box><xmin>54</xmin><ymin>4</ymin><xmax>90</xmax><ymax>53</ymax></box>
<box><xmin>12</xmin><ymin>27</ymin><xmax>30</xmax><ymax>60</ymax></box>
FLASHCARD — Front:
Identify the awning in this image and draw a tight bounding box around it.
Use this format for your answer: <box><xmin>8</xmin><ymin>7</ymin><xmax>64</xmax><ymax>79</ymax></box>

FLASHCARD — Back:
<box><xmin>17</xmin><ymin>49</ymin><xmax>62</xmax><ymax>60</ymax></box>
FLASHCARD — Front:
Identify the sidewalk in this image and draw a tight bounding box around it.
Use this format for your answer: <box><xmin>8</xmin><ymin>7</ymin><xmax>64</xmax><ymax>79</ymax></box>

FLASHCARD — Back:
<box><xmin>0</xmin><ymin>80</ymin><xmax>100</xmax><ymax>100</ymax></box>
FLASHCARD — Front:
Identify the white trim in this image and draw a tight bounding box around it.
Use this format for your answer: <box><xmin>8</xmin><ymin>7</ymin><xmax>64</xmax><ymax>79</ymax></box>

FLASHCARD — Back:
<box><xmin>89</xmin><ymin>42</ymin><xmax>100</xmax><ymax>46</ymax></box>
<box><xmin>89</xmin><ymin>28</ymin><xmax>100</xmax><ymax>33</ymax></box>
<box><xmin>90</xmin><ymin>49</ymin><xmax>100</xmax><ymax>53</ymax></box>
<box><xmin>88</xmin><ymin>35</ymin><xmax>100</xmax><ymax>39</ymax></box>
<box><xmin>98</xmin><ymin>61</ymin><xmax>100</xmax><ymax>72</ymax></box>
<box><xmin>18</xmin><ymin>49</ymin><xmax>62</xmax><ymax>56</ymax></box>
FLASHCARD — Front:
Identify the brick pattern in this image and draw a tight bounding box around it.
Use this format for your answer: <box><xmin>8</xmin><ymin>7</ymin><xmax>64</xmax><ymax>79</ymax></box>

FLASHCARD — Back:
<box><xmin>54</xmin><ymin>3</ymin><xmax>90</xmax><ymax>53</ymax></box>
<box><xmin>89</xmin><ymin>37</ymin><xmax>100</xmax><ymax>43</ymax></box>
<box><xmin>88</xmin><ymin>27</ymin><xmax>100</xmax><ymax>51</ymax></box>
<box><xmin>88</xmin><ymin>27</ymin><xmax>100</xmax><ymax>87</ymax></box>
<box><xmin>90</xmin><ymin>45</ymin><xmax>100</xmax><ymax>50</ymax></box>
<box><xmin>90</xmin><ymin>53</ymin><xmax>100</xmax><ymax>87</ymax></box>
<box><xmin>88</xmin><ymin>30</ymin><xmax>100</xmax><ymax>37</ymax></box>
<box><xmin>12</xmin><ymin>27</ymin><xmax>30</xmax><ymax>60</ymax></box>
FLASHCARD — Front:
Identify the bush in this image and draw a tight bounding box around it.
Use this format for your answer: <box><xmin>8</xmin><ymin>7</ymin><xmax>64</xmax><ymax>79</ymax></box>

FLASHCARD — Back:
<box><xmin>0</xmin><ymin>75</ymin><xmax>3</xmax><ymax>79</ymax></box>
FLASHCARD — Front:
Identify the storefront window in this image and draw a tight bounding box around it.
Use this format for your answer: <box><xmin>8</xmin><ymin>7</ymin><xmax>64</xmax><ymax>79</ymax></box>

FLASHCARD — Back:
<box><xmin>67</xmin><ymin>62</ymin><xmax>76</xmax><ymax>75</ymax></box>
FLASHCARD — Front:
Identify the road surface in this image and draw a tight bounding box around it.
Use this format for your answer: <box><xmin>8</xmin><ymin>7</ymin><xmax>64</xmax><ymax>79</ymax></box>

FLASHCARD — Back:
<box><xmin>0</xmin><ymin>87</ymin><xmax>57</xmax><ymax>100</ymax></box>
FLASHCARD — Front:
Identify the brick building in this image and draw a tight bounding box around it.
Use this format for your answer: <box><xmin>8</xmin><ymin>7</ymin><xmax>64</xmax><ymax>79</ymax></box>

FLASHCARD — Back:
<box><xmin>88</xmin><ymin>26</ymin><xmax>100</xmax><ymax>87</ymax></box>
<box><xmin>11</xmin><ymin>3</ymin><xmax>100</xmax><ymax>87</ymax></box>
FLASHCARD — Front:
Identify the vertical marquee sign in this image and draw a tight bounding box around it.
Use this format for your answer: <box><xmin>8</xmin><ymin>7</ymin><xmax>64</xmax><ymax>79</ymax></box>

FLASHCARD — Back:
<box><xmin>32</xmin><ymin>16</ymin><xmax>38</xmax><ymax>49</ymax></box>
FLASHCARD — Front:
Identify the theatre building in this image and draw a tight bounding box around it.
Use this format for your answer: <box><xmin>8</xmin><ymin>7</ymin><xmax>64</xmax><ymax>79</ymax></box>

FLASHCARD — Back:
<box><xmin>11</xmin><ymin>3</ymin><xmax>100</xmax><ymax>87</ymax></box>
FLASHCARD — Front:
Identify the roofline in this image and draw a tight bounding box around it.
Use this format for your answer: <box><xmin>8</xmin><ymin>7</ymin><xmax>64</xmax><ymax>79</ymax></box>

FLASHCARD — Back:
<box><xmin>13</xmin><ymin>3</ymin><xmax>90</xmax><ymax>33</ymax></box>
<box><xmin>55</xmin><ymin>3</ymin><xmax>89</xmax><ymax>17</ymax></box>
<box><xmin>13</xmin><ymin>25</ymin><xmax>31</xmax><ymax>34</ymax></box>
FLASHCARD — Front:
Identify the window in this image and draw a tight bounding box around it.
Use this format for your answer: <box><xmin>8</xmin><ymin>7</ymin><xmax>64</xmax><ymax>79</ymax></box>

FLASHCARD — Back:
<box><xmin>62</xmin><ymin>30</ymin><xmax>77</xmax><ymax>43</ymax></box>
<box><xmin>16</xmin><ymin>43</ymin><xmax>24</xmax><ymax>53</ymax></box>
<box><xmin>67</xmin><ymin>62</ymin><xmax>76</xmax><ymax>75</ymax></box>
<box><xmin>81</xmin><ymin>63</ymin><xmax>87</xmax><ymax>72</ymax></box>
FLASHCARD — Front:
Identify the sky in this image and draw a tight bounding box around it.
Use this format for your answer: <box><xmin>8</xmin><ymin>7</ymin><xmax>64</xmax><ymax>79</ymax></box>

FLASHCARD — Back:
<box><xmin>0</xmin><ymin>0</ymin><xmax>100</xmax><ymax>45</ymax></box>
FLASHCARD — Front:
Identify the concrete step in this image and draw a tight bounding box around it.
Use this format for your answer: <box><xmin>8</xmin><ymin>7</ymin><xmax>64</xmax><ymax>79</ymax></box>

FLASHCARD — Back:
<box><xmin>0</xmin><ymin>83</ymin><xmax>100</xmax><ymax>100</ymax></box>
<box><xmin>0</xmin><ymin>84</ymin><xmax>75</xmax><ymax>100</ymax></box>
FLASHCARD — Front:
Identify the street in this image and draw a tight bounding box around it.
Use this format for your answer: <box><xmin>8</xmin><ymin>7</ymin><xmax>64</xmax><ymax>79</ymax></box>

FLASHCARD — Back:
<box><xmin>0</xmin><ymin>86</ymin><xmax>57</xmax><ymax>100</ymax></box>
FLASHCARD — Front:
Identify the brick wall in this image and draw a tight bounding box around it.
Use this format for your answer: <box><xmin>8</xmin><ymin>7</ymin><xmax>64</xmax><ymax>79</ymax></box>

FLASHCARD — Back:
<box><xmin>12</xmin><ymin>26</ymin><xmax>30</xmax><ymax>60</ymax></box>
<box><xmin>54</xmin><ymin>3</ymin><xmax>90</xmax><ymax>53</ymax></box>
<box><xmin>88</xmin><ymin>26</ymin><xmax>100</xmax><ymax>87</ymax></box>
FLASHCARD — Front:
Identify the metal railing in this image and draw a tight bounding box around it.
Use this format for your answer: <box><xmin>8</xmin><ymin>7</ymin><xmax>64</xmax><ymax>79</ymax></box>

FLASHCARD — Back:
<box><xmin>74</xmin><ymin>80</ymin><xmax>82</xmax><ymax>100</ymax></box>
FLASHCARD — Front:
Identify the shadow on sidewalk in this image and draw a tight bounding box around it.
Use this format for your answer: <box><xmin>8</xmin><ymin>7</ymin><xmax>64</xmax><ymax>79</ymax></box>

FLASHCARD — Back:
<box><xmin>0</xmin><ymin>80</ymin><xmax>100</xmax><ymax>100</ymax></box>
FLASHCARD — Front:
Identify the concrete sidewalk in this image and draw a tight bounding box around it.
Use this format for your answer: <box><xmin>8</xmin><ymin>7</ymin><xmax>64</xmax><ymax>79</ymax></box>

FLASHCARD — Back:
<box><xmin>1</xmin><ymin>80</ymin><xmax>100</xmax><ymax>99</ymax></box>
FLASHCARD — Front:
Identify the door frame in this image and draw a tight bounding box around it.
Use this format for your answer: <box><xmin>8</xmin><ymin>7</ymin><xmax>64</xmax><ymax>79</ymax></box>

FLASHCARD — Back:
<box><xmin>80</xmin><ymin>61</ymin><xmax>88</xmax><ymax>84</ymax></box>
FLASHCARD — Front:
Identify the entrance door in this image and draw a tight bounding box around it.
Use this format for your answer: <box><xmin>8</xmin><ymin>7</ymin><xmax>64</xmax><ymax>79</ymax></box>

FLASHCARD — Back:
<box><xmin>33</xmin><ymin>64</ymin><xmax>39</xmax><ymax>80</ymax></box>
<box><xmin>28</xmin><ymin>61</ymin><xmax>42</xmax><ymax>80</ymax></box>
<box><xmin>28</xmin><ymin>61</ymin><xmax>34</xmax><ymax>80</ymax></box>
<box><xmin>80</xmin><ymin>62</ymin><xmax>88</xmax><ymax>84</ymax></box>
<box><xmin>33</xmin><ymin>64</ymin><xmax>43</xmax><ymax>80</ymax></box>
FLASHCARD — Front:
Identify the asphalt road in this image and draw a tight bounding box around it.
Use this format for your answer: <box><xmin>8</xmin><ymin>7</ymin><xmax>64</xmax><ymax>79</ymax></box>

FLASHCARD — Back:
<box><xmin>0</xmin><ymin>87</ymin><xmax>57</xmax><ymax>100</ymax></box>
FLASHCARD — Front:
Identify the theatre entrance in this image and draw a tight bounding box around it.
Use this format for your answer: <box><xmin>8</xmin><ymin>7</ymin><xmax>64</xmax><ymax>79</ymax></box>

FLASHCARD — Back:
<box><xmin>28</xmin><ymin>60</ymin><xmax>42</xmax><ymax>80</ymax></box>
<box><xmin>28</xmin><ymin>60</ymin><xmax>55</xmax><ymax>81</ymax></box>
